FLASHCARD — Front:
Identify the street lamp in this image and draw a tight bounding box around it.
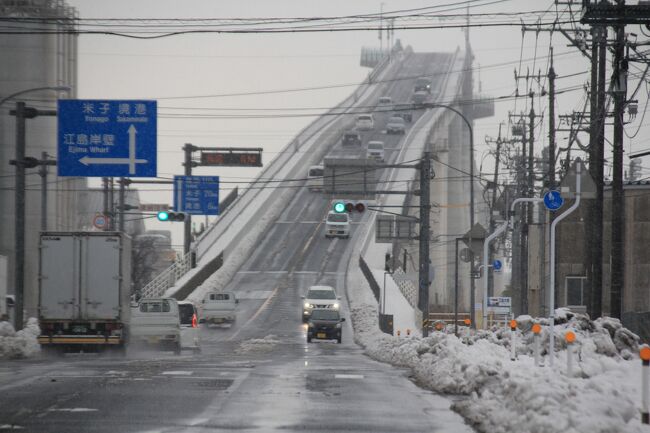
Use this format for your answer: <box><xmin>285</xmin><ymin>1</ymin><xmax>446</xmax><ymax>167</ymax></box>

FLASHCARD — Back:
<box><xmin>2</xmin><ymin>86</ymin><xmax>71</xmax><ymax>331</ymax></box>
<box><xmin>422</xmin><ymin>102</ymin><xmax>476</xmax><ymax>328</ymax></box>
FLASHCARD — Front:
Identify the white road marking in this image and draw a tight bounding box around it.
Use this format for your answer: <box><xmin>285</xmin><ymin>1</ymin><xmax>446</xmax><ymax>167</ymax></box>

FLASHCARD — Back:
<box><xmin>48</xmin><ymin>408</ymin><xmax>98</xmax><ymax>412</ymax></box>
<box><xmin>334</xmin><ymin>374</ymin><xmax>365</xmax><ymax>379</ymax></box>
<box><xmin>161</xmin><ymin>371</ymin><xmax>193</xmax><ymax>376</ymax></box>
<box><xmin>326</xmin><ymin>238</ymin><xmax>338</xmax><ymax>254</ymax></box>
<box><xmin>0</xmin><ymin>425</ymin><xmax>24</xmax><ymax>430</ymax></box>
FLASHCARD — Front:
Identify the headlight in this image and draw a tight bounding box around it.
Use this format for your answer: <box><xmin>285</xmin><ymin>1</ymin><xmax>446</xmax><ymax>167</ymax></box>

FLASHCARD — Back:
<box><xmin>332</xmin><ymin>303</ymin><xmax>340</xmax><ymax>309</ymax></box>
<box><xmin>304</xmin><ymin>302</ymin><xmax>311</xmax><ymax>308</ymax></box>
<box><xmin>335</xmin><ymin>323</ymin><xmax>342</xmax><ymax>329</ymax></box>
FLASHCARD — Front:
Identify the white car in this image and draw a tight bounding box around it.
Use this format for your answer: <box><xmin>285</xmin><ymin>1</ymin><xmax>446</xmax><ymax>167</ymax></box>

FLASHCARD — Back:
<box><xmin>201</xmin><ymin>292</ymin><xmax>238</xmax><ymax>325</ymax></box>
<box><xmin>302</xmin><ymin>285</ymin><xmax>341</xmax><ymax>322</ymax></box>
<box><xmin>325</xmin><ymin>211</ymin><xmax>350</xmax><ymax>239</ymax></box>
<box><xmin>130</xmin><ymin>298</ymin><xmax>182</xmax><ymax>355</ymax></box>
<box><xmin>367</xmin><ymin>141</ymin><xmax>385</xmax><ymax>162</ymax></box>
<box><xmin>386</xmin><ymin>116</ymin><xmax>406</xmax><ymax>134</ymax></box>
<box><xmin>355</xmin><ymin>114</ymin><xmax>374</xmax><ymax>131</ymax></box>
<box><xmin>178</xmin><ymin>301</ymin><xmax>201</xmax><ymax>353</ymax></box>
<box><xmin>307</xmin><ymin>165</ymin><xmax>324</xmax><ymax>192</ymax></box>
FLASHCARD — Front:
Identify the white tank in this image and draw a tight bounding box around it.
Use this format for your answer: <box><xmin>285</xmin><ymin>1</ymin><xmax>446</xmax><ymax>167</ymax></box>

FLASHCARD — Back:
<box><xmin>0</xmin><ymin>0</ymin><xmax>83</xmax><ymax>320</ymax></box>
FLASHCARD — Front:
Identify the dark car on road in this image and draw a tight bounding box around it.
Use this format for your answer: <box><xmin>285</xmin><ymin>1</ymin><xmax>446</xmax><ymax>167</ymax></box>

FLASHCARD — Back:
<box><xmin>307</xmin><ymin>309</ymin><xmax>345</xmax><ymax>344</ymax></box>
<box><xmin>341</xmin><ymin>131</ymin><xmax>362</xmax><ymax>146</ymax></box>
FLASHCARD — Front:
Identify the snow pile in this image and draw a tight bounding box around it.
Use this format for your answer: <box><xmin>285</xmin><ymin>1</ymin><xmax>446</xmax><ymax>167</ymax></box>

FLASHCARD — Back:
<box><xmin>0</xmin><ymin>318</ymin><xmax>40</xmax><ymax>359</ymax></box>
<box><xmin>349</xmin><ymin>302</ymin><xmax>644</xmax><ymax>432</ymax></box>
<box><xmin>235</xmin><ymin>334</ymin><xmax>281</xmax><ymax>354</ymax></box>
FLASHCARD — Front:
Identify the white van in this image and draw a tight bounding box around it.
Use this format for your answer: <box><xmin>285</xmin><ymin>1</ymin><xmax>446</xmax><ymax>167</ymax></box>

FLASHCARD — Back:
<box><xmin>307</xmin><ymin>165</ymin><xmax>324</xmax><ymax>192</ymax></box>
<box><xmin>130</xmin><ymin>298</ymin><xmax>182</xmax><ymax>355</ymax></box>
<box><xmin>355</xmin><ymin>114</ymin><xmax>374</xmax><ymax>131</ymax></box>
<box><xmin>325</xmin><ymin>211</ymin><xmax>350</xmax><ymax>239</ymax></box>
<box><xmin>367</xmin><ymin>141</ymin><xmax>385</xmax><ymax>162</ymax></box>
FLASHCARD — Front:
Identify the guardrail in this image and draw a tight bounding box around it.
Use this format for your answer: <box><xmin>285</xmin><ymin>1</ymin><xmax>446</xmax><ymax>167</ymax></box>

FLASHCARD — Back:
<box><xmin>359</xmin><ymin>255</ymin><xmax>381</xmax><ymax>302</ymax></box>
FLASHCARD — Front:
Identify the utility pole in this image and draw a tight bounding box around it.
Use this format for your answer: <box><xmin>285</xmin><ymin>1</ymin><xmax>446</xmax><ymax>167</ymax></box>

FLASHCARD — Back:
<box><xmin>610</xmin><ymin>22</ymin><xmax>627</xmax><ymax>319</ymax></box>
<box><xmin>418</xmin><ymin>152</ymin><xmax>432</xmax><ymax>337</ymax></box>
<box><xmin>118</xmin><ymin>178</ymin><xmax>126</xmax><ymax>233</ymax></box>
<box><xmin>548</xmin><ymin>48</ymin><xmax>557</xmax><ymax>190</ymax></box>
<box><xmin>9</xmin><ymin>102</ymin><xmax>57</xmax><ymax>330</ymax></box>
<box><xmin>487</xmin><ymin>125</ymin><xmax>503</xmax><ymax>297</ymax></box>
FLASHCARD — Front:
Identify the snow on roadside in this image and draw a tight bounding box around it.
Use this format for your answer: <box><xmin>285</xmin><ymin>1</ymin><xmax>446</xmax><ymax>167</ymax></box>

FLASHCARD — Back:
<box><xmin>0</xmin><ymin>318</ymin><xmax>40</xmax><ymax>359</ymax></box>
<box><xmin>346</xmin><ymin>252</ymin><xmax>644</xmax><ymax>432</ymax></box>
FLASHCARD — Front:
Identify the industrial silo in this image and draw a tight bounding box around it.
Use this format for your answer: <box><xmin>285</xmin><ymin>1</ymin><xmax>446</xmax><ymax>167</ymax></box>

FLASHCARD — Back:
<box><xmin>0</xmin><ymin>0</ymin><xmax>84</xmax><ymax>324</ymax></box>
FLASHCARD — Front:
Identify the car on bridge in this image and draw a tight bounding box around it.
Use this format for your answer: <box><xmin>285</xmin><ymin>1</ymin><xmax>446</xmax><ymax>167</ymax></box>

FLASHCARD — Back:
<box><xmin>378</xmin><ymin>96</ymin><xmax>392</xmax><ymax>105</ymax></box>
<box><xmin>411</xmin><ymin>90</ymin><xmax>429</xmax><ymax>105</ymax></box>
<box><xmin>355</xmin><ymin>114</ymin><xmax>374</xmax><ymax>131</ymax></box>
<box><xmin>386</xmin><ymin>116</ymin><xmax>406</xmax><ymax>134</ymax></box>
<box><xmin>414</xmin><ymin>77</ymin><xmax>432</xmax><ymax>94</ymax></box>
<box><xmin>325</xmin><ymin>211</ymin><xmax>350</xmax><ymax>239</ymax></box>
<box><xmin>307</xmin><ymin>308</ymin><xmax>346</xmax><ymax>344</ymax></box>
<box><xmin>341</xmin><ymin>131</ymin><xmax>362</xmax><ymax>146</ymax></box>
<box><xmin>302</xmin><ymin>285</ymin><xmax>341</xmax><ymax>321</ymax></box>
<box><xmin>307</xmin><ymin>165</ymin><xmax>324</xmax><ymax>192</ymax></box>
<box><xmin>367</xmin><ymin>140</ymin><xmax>385</xmax><ymax>162</ymax></box>
<box><xmin>391</xmin><ymin>104</ymin><xmax>413</xmax><ymax>122</ymax></box>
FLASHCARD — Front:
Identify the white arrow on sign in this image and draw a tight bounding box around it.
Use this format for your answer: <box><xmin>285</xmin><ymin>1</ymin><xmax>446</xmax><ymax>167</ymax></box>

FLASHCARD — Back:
<box><xmin>79</xmin><ymin>125</ymin><xmax>147</xmax><ymax>175</ymax></box>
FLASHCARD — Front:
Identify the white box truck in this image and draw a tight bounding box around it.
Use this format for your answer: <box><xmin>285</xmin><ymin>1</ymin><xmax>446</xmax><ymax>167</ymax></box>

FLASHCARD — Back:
<box><xmin>37</xmin><ymin>232</ymin><xmax>131</xmax><ymax>354</ymax></box>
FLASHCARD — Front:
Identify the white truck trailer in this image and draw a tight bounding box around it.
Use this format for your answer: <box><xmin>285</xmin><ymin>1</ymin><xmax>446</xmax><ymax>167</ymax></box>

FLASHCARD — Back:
<box><xmin>37</xmin><ymin>232</ymin><xmax>131</xmax><ymax>354</ymax></box>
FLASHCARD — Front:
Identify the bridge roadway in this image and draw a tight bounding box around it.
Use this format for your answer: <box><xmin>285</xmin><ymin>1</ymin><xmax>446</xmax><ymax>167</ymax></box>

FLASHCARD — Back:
<box><xmin>0</xmin><ymin>52</ymin><xmax>474</xmax><ymax>433</ymax></box>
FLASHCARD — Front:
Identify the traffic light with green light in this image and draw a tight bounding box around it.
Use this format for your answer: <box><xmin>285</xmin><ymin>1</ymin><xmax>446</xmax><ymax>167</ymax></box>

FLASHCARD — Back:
<box><xmin>157</xmin><ymin>211</ymin><xmax>186</xmax><ymax>222</ymax></box>
<box><xmin>332</xmin><ymin>201</ymin><xmax>365</xmax><ymax>213</ymax></box>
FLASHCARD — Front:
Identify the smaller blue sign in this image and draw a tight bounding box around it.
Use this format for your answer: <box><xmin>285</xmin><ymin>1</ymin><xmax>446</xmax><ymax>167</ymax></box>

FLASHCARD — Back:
<box><xmin>174</xmin><ymin>176</ymin><xmax>220</xmax><ymax>215</ymax></box>
<box><xmin>493</xmin><ymin>259</ymin><xmax>503</xmax><ymax>271</ymax></box>
<box><xmin>543</xmin><ymin>190</ymin><xmax>564</xmax><ymax>211</ymax></box>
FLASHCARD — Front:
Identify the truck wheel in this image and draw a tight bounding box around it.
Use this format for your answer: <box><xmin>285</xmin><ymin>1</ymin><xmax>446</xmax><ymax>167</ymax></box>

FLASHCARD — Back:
<box><xmin>337</xmin><ymin>336</ymin><xmax>342</xmax><ymax>344</ymax></box>
<box><xmin>307</xmin><ymin>336</ymin><xmax>312</xmax><ymax>343</ymax></box>
<box><xmin>173</xmin><ymin>343</ymin><xmax>182</xmax><ymax>356</ymax></box>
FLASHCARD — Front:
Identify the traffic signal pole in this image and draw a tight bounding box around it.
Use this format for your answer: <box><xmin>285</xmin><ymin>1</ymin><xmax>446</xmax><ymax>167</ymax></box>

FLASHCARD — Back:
<box><xmin>183</xmin><ymin>143</ymin><xmax>194</xmax><ymax>255</ymax></box>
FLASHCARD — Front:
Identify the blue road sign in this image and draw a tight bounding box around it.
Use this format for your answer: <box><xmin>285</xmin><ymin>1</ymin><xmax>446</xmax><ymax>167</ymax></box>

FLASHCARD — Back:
<box><xmin>493</xmin><ymin>259</ymin><xmax>503</xmax><ymax>271</ymax></box>
<box><xmin>543</xmin><ymin>190</ymin><xmax>564</xmax><ymax>211</ymax></box>
<box><xmin>174</xmin><ymin>176</ymin><xmax>220</xmax><ymax>215</ymax></box>
<box><xmin>57</xmin><ymin>100</ymin><xmax>157</xmax><ymax>177</ymax></box>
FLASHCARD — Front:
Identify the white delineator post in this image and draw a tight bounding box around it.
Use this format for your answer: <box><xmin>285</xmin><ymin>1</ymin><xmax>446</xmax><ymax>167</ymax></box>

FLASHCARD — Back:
<box><xmin>509</xmin><ymin>319</ymin><xmax>517</xmax><ymax>361</ymax></box>
<box><xmin>532</xmin><ymin>323</ymin><xmax>542</xmax><ymax>367</ymax></box>
<box><xmin>641</xmin><ymin>345</ymin><xmax>650</xmax><ymax>424</ymax></box>
<box><xmin>565</xmin><ymin>330</ymin><xmax>576</xmax><ymax>377</ymax></box>
<box><xmin>548</xmin><ymin>161</ymin><xmax>582</xmax><ymax>368</ymax></box>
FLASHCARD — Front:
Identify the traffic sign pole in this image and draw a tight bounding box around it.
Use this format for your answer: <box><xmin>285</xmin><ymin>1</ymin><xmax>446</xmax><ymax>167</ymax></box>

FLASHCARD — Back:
<box><xmin>549</xmin><ymin>159</ymin><xmax>582</xmax><ymax>368</ymax></box>
<box><xmin>482</xmin><ymin>221</ymin><xmax>508</xmax><ymax>329</ymax></box>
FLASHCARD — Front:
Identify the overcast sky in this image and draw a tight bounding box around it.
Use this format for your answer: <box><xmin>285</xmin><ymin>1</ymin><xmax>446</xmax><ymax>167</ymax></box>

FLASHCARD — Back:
<box><xmin>64</xmin><ymin>0</ymin><xmax>650</xmax><ymax>247</ymax></box>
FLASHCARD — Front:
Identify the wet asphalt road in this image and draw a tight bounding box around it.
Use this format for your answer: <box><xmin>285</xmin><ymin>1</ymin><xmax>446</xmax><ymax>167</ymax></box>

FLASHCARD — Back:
<box><xmin>0</xmin><ymin>52</ymin><xmax>474</xmax><ymax>433</ymax></box>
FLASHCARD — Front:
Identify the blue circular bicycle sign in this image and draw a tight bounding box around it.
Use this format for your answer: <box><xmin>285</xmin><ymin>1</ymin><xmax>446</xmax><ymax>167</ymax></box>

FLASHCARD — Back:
<box><xmin>543</xmin><ymin>190</ymin><xmax>564</xmax><ymax>211</ymax></box>
<box><xmin>493</xmin><ymin>259</ymin><xmax>503</xmax><ymax>271</ymax></box>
